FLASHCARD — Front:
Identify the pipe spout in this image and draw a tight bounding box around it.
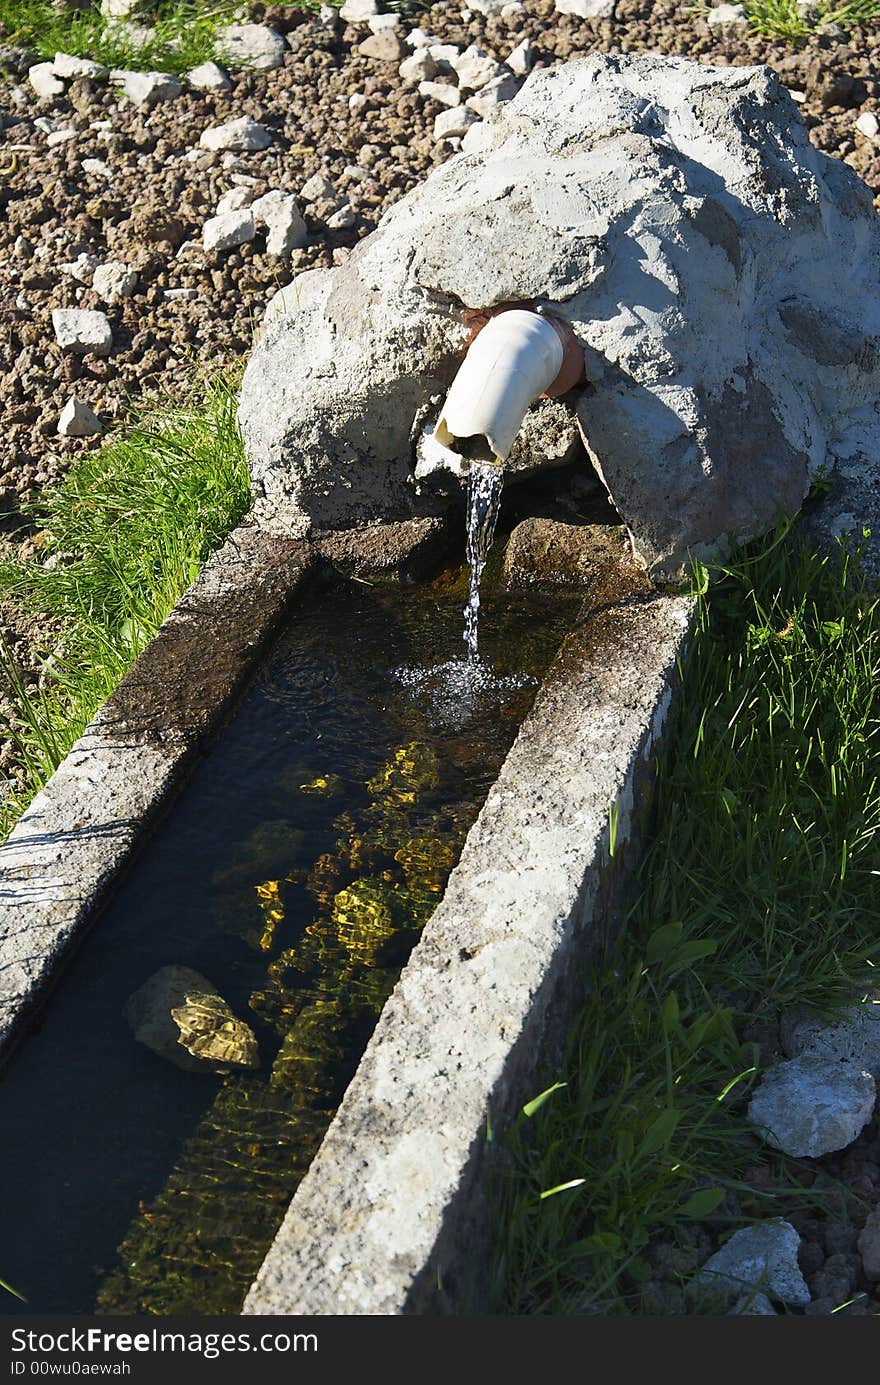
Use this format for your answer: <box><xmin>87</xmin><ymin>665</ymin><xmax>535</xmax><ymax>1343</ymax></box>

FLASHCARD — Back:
<box><xmin>435</xmin><ymin>308</ymin><xmax>581</xmax><ymax>465</ymax></box>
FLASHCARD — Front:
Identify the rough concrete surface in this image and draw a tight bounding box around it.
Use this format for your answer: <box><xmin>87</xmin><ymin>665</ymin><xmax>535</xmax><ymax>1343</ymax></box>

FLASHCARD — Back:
<box><xmin>243</xmin><ymin>588</ymin><xmax>694</xmax><ymax>1315</ymax></box>
<box><xmin>0</xmin><ymin>529</ymin><xmax>315</xmax><ymax>1060</ymax></box>
<box><xmin>239</xmin><ymin>52</ymin><xmax>880</xmax><ymax>579</ymax></box>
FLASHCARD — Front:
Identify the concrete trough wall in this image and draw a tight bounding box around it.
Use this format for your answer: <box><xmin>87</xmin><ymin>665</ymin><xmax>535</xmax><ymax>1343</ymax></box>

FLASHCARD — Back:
<box><xmin>244</xmin><ymin>590</ymin><xmax>694</xmax><ymax>1315</ymax></box>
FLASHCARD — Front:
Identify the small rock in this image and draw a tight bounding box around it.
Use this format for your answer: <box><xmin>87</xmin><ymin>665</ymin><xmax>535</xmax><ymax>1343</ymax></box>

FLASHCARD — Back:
<box><xmin>187</xmin><ymin>60</ymin><xmax>231</xmax><ymax>91</ymax></box>
<box><xmin>319</xmin><ymin>4</ymin><xmax>339</xmax><ymax>28</ymax></box>
<box><xmin>51</xmin><ymin>308</ymin><xmax>113</xmax><ymax>356</ymax></box>
<box><xmin>502</xmin><ymin>520</ymin><xmax>625</xmax><ymax>589</ymax></box>
<box><xmin>339</xmin><ymin>0</ymin><xmax>378</xmax><ymax>18</ymax></box>
<box><xmin>251</xmin><ymin>190</ymin><xmax>307</xmax><ymax>256</ymax></box>
<box><xmin>216</xmin><ymin>185</ymin><xmax>253</xmax><ymax>215</ymax></box>
<box><xmin>300</xmin><ymin>172</ymin><xmax>337</xmax><ymax>202</ymax></box>
<box><xmin>399</xmin><ymin>49</ymin><xmax>438</xmax><ymax>85</ymax></box>
<box><xmin>506</xmin><ymin>38</ymin><xmax>534</xmax><ymax>77</ymax></box>
<box><xmin>57</xmin><ymin>397</ymin><xmax>102</xmax><ymax>437</ymax></box>
<box><xmin>327</xmin><ymin>203</ymin><xmax>356</xmax><ymax>230</ymax></box>
<box><xmin>554</xmin><ymin>0</ymin><xmax>615</xmax><ymax>15</ymax></box>
<box><xmin>348</xmin><ymin>92</ymin><xmax>368</xmax><ymax>113</ymax></box>
<box><xmin>465</xmin><ymin>71</ymin><xmax>519</xmax><ymax>117</ymax></box>
<box><xmin>501</xmin><ymin>1</ymin><xmax>525</xmax><ymax>16</ymax></box>
<box><xmin>367</xmin><ymin>12</ymin><xmax>400</xmax><ymax>30</ymax></box>
<box><xmin>728</xmin><ymin>1292</ymin><xmax>777</xmax><ymax>1315</ymax></box>
<box><xmin>28</xmin><ymin>61</ymin><xmax>64</xmax><ymax>99</ymax></box>
<box><xmin>469</xmin><ymin>0</ymin><xmax>505</xmax><ymax>12</ymax></box>
<box><xmin>781</xmin><ymin>998</ymin><xmax>880</xmax><ymax>1081</ymax></box>
<box><xmin>855</xmin><ymin>111</ymin><xmax>879</xmax><ymax>141</ymax></box>
<box><xmin>124</xmin><ymin>965</ymin><xmax>259</xmax><ymax>1073</ymax></box>
<box><xmin>858</xmin><ymin>1208</ymin><xmax>880</xmax><ymax>1281</ymax></box>
<box><xmin>59</xmin><ymin>252</ymin><xmax>98</xmax><ymax>283</ymax></box>
<box><xmin>81</xmin><ymin>158</ymin><xmax>113</xmax><ymax>178</ymax></box>
<box><xmin>52</xmin><ymin>51</ymin><xmax>107</xmax><ymax>80</ymax></box>
<box><xmin>120</xmin><ymin>70</ymin><xmax>182</xmax><ymax>107</ymax></box>
<box><xmin>216</xmin><ymin>22</ymin><xmax>287</xmax><ymax>71</ymax></box>
<box><xmin>358</xmin><ymin>30</ymin><xmax>405</xmax><ymax>61</ymax></box>
<box><xmin>810</xmin><ymin>1252</ymin><xmax>857</xmax><ymax>1304</ymax></box>
<box><xmin>419</xmin><ymin>80</ymin><xmax>461</xmax><ymax>108</ymax></box>
<box><xmin>203</xmin><ymin>208</ymin><xmax>256</xmax><ymax>253</ymax></box>
<box><xmin>46</xmin><ymin>128</ymin><xmax>76</xmax><ymax>147</ymax></box>
<box><xmin>406</xmin><ymin>27</ymin><xmax>432</xmax><ymax>47</ymax></box>
<box><xmin>748</xmin><ymin>1055</ymin><xmax>875</xmax><ymax>1158</ymax></box>
<box><xmin>694</xmin><ymin>1222</ymin><xmax>811</xmax><ymax>1307</ymax></box>
<box><xmin>706</xmin><ymin>2</ymin><xmax>749</xmax><ymax>30</ymax></box>
<box><xmin>199</xmin><ymin>115</ymin><xmax>273</xmax><ymax>153</ymax></box>
<box><xmin>33</xmin><ymin>116</ymin><xmax>56</xmax><ymax>134</ymax></box>
<box><xmin>163</xmin><ymin>287</ymin><xmax>199</xmax><ymax>301</ymax></box>
<box><xmin>454</xmin><ymin>44</ymin><xmax>502</xmax><ymax>91</ymax></box>
<box><xmin>91</xmin><ymin>260</ymin><xmax>137</xmax><ymax>303</ymax></box>
<box><xmin>428</xmin><ymin>43</ymin><xmax>461</xmax><ymax>70</ymax></box>
<box><xmin>433</xmin><ymin>106</ymin><xmax>479</xmax><ymax>140</ymax></box>
<box><xmin>100</xmin><ymin>0</ymin><xmax>140</xmax><ymax>15</ymax></box>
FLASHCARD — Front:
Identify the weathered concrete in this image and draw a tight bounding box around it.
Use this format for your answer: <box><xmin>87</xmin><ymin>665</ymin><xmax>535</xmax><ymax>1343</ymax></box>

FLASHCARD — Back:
<box><xmin>0</xmin><ymin>529</ymin><xmax>315</xmax><ymax>1060</ymax></box>
<box><xmin>239</xmin><ymin>52</ymin><xmax>880</xmax><ymax>580</ymax></box>
<box><xmin>244</xmin><ymin>587</ymin><xmax>694</xmax><ymax>1315</ymax></box>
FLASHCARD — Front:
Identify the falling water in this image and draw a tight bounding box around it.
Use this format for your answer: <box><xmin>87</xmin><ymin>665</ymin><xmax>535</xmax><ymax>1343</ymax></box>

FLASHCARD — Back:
<box><xmin>463</xmin><ymin>460</ymin><xmax>505</xmax><ymax>663</ymax></box>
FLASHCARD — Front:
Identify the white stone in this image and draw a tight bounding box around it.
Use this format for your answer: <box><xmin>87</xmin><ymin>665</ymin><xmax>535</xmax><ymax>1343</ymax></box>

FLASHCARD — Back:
<box><xmin>46</xmin><ymin>128</ymin><xmax>76</xmax><ymax>147</ymax></box>
<box><xmin>506</xmin><ymin>38</ymin><xmax>534</xmax><ymax>77</ymax></box>
<box><xmin>119</xmin><ymin>71</ymin><xmax>182</xmax><ymax>106</ymax></box>
<box><xmin>163</xmin><ymin>288</ymin><xmax>199</xmax><ymax>301</ymax></box>
<box><xmin>460</xmin><ymin>119</ymin><xmax>492</xmax><ymax>153</ymax></box>
<box><xmin>406</xmin><ymin>27</ymin><xmax>432</xmax><ymax>48</ymax></box>
<box><xmin>216</xmin><ymin>23</ymin><xmax>287</xmax><ymax>71</ymax></box>
<box><xmin>501</xmin><ymin>2</ymin><xmax>525</xmax><ymax>16</ymax></box>
<box><xmin>327</xmin><ymin>204</ymin><xmax>356</xmax><ymax>229</ymax></box>
<box><xmin>57</xmin><ymin>398</ymin><xmax>102</xmax><ymax>437</ymax></box>
<box><xmin>748</xmin><ymin>1055</ymin><xmax>875</xmax><ymax>1157</ymax></box>
<box><xmin>695</xmin><ymin>1223</ymin><xmax>810</xmax><ymax>1307</ymax></box>
<box><xmin>203</xmin><ymin>209</ymin><xmax>256</xmax><ymax>253</ymax></box>
<box><xmin>34</xmin><ymin>116</ymin><xmax>57</xmax><ymax>134</ymax></box>
<box><xmin>433</xmin><ymin>106</ymin><xmax>479</xmax><ymax>140</ymax></box>
<box><xmin>855</xmin><ymin>111</ymin><xmax>880</xmax><ymax>141</ymax></box>
<box><xmin>348</xmin><ymin>93</ymin><xmax>368</xmax><ymax>113</ymax></box>
<box><xmin>52</xmin><ymin>52</ymin><xmax>108</xmax><ymax>80</ymax></box>
<box><xmin>300</xmin><ymin>173</ymin><xmax>336</xmax><ymax>202</ymax></box>
<box><xmin>789</xmin><ymin>88</ymin><xmax>807</xmax><ymax>103</ymax></box>
<box><xmin>28</xmin><ymin>62</ymin><xmax>64</xmax><ymax>99</ymax></box>
<box><xmin>454</xmin><ymin>45</ymin><xmax>502</xmax><ymax>91</ymax></box>
<box><xmin>100</xmin><ymin>0</ymin><xmax>140</xmax><ymax>16</ymax></box>
<box><xmin>468</xmin><ymin>0</ymin><xmax>504</xmax><ymax>12</ymax></box>
<box><xmin>59</xmin><ymin>253</ymin><xmax>98</xmax><ymax>283</ymax></box>
<box><xmin>399</xmin><ymin>49</ymin><xmax>438</xmax><ymax>86</ymax></box>
<box><xmin>465</xmin><ymin>72</ymin><xmax>519</xmax><ymax>116</ymax></box>
<box><xmin>81</xmin><ymin>158</ymin><xmax>113</xmax><ymax>178</ymax></box>
<box><xmin>216</xmin><ymin>186</ymin><xmax>254</xmax><ymax>215</ymax></box>
<box><xmin>187</xmin><ymin>61</ymin><xmax>231</xmax><ymax>91</ymax></box>
<box><xmin>368</xmin><ymin>12</ymin><xmax>400</xmax><ymax>30</ymax></box>
<box><xmin>419</xmin><ymin>80</ymin><xmax>461</xmax><ymax>108</ymax></box>
<box><xmin>92</xmin><ymin>260</ymin><xmax>137</xmax><ymax>303</ymax></box>
<box><xmin>251</xmin><ymin>190</ymin><xmax>307</xmax><ymax>256</ymax></box>
<box><xmin>555</xmin><ymin>0</ymin><xmax>614</xmax><ymax>15</ymax></box>
<box><xmin>706</xmin><ymin>2</ymin><xmax>749</xmax><ymax>29</ymax></box>
<box><xmin>51</xmin><ymin>308</ymin><xmax>113</xmax><ymax>356</ymax></box>
<box><xmin>199</xmin><ymin>116</ymin><xmax>273</xmax><ymax>153</ymax></box>
<box><xmin>428</xmin><ymin>44</ymin><xmax>460</xmax><ymax>70</ymax></box>
<box><xmin>340</xmin><ymin>0</ymin><xmax>378</xmax><ymax>19</ymax></box>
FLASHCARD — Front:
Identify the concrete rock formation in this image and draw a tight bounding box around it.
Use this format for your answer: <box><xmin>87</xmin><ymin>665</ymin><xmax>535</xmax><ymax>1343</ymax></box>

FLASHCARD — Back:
<box><xmin>239</xmin><ymin>52</ymin><xmax>880</xmax><ymax>579</ymax></box>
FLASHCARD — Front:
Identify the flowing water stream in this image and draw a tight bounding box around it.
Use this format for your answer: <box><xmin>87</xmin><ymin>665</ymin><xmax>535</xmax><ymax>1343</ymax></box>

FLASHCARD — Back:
<box><xmin>463</xmin><ymin>460</ymin><xmax>505</xmax><ymax>663</ymax></box>
<box><xmin>0</xmin><ymin>566</ymin><xmax>581</xmax><ymax>1315</ymax></box>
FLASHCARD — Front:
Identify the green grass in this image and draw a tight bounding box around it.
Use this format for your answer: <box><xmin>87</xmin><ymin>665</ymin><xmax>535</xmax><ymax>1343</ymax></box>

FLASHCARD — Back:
<box><xmin>490</xmin><ymin>526</ymin><xmax>880</xmax><ymax>1314</ymax></box>
<box><xmin>0</xmin><ymin>374</ymin><xmax>250</xmax><ymax>840</ymax></box>
<box><xmin>744</xmin><ymin>0</ymin><xmax>880</xmax><ymax>39</ymax></box>
<box><xmin>0</xmin><ymin>0</ymin><xmax>247</xmax><ymax>74</ymax></box>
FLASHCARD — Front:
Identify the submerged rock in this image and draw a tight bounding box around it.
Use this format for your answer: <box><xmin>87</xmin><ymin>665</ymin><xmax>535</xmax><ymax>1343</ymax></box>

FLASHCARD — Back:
<box><xmin>239</xmin><ymin>53</ymin><xmax>880</xmax><ymax>579</ymax></box>
<box><xmin>501</xmin><ymin>518</ymin><xmax>639</xmax><ymax>591</ymax></box>
<box><xmin>124</xmin><ymin>965</ymin><xmax>259</xmax><ymax>1073</ymax></box>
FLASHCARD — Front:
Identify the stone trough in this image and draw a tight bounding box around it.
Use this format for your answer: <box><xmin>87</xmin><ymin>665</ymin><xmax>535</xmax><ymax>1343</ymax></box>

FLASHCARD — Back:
<box><xmin>2</xmin><ymin>50</ymin><xmax>879</xmax><ymax>1315</ymax></box>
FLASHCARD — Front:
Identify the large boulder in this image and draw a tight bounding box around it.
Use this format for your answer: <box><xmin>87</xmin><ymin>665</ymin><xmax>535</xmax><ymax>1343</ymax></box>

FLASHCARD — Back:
<box><xmin>238</xmin><ymin>53</ymin><xmax>880</xmax><ymax>579</ymax></box>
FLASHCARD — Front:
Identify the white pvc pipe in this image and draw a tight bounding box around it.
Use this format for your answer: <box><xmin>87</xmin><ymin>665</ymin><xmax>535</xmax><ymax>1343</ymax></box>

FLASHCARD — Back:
<box><xmin>435</xmin><ymin>309</ymin><xmax>565</xmax><ymax>464</ymax></box>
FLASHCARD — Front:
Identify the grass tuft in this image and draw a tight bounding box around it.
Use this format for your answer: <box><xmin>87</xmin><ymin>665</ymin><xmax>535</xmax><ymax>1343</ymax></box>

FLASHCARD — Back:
<box><xmin>490</xmin><ymin>527</ymin><xmax>880</xmax><ymax>1314</ymax></box>
<box><xmin>0</xmin><ymin>374</ymin><xmax>250</xmax><ymax>840</ymax></box>
<box><xmin>0</xmin><ymin>0</ymin><xmax>247</xmax><ymax>75</ymax></box>
<box><xmin>744</xmin><ymin>0</ymin><xmax>880</xmax><ymax>39</ymax></box>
